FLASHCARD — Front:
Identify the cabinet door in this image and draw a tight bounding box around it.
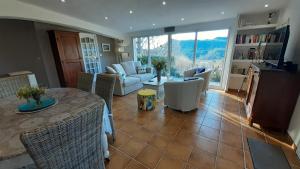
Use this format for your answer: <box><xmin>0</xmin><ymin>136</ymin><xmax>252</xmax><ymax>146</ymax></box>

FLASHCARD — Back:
<box><xmin>248</xmin><ymin>72</ymin><xmax>259</xmax><ymax>117</ymax></box>
<box><xmin>55</xmin><ymin>31</ymin><xmax>84</xmax><ymax>87</ymax></box>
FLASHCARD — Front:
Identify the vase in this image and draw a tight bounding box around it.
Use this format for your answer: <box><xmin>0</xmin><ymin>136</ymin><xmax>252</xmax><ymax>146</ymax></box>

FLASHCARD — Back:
<box><xmin>32</xmin><ymin>94</ymin><xmax>42</xmax><ymax>105</ymax></box>
<box><xmin>157</xmin><ymin>70</ymin><xmax>161</xmax><ymax>82</ymax></box>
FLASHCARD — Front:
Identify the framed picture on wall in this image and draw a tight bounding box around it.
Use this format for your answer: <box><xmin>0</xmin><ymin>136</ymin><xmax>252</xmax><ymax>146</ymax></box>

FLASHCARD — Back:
<box><xmin>102</xmin><ymin>43</ymin><xmax>111</xmax><ymax>52</ymax></box>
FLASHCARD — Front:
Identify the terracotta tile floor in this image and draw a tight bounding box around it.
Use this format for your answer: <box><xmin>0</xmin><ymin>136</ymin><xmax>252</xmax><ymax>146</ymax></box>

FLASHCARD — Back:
<box><xmin>106</xmin><ymin>90</ymin><xmax>300</xmax><ymax>169</ymax></box>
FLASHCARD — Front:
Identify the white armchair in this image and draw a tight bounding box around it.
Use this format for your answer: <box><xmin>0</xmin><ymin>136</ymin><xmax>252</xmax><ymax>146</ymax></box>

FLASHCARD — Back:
<box><xmin>164</xmin><ymin>78</ymin><xmax>204</xmax><ymax>112</ymax></box>
<box><xmin>184</xmin><ymin>69</ymin><xmax>212</xmax><ymax>94</ymax></box>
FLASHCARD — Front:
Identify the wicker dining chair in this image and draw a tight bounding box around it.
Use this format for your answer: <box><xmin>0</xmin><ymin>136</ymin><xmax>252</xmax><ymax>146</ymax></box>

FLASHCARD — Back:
<box><xmin>95</xmin><ymin>74</ymin><xmax>116</xmax><ymax>141</ymax></box>
<box><xmin>77</xmin><ymin>72</ymin><xmax>94</xmax><ymax>92</ymax></box>
<box><xmin>20</xmin><ymin>102</ymin><xmax>105</xmax><ymax>169</ymax></box>
<box><xmin>0</xmin><ymin>74</ymin><xmax>37</xmax><ymax>98</ymax></box>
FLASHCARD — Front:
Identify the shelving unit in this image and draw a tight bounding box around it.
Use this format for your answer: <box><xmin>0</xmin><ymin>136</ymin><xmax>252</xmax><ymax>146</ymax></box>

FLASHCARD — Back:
<box><xmin>237</xmin><ymin>24</ymin><xmax>277</xmax><ymax>31</ymax></box>
<box><xmin>228</xmin><ymin>12</ymin><xmax>279</xmax><ymax>91</ymax></box>
<box><xmin>230</xmin><ymin>74</ymin><xmax>247</xmax><ymax>78</ymax></box>
<box><xmin>235</xmin><ymin>42</ymin><xmax>283</xmax><ymax>47</ymax></box>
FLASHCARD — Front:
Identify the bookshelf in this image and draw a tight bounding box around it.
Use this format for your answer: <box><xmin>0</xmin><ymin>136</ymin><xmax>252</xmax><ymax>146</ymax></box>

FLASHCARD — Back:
<box><xmin>228</xmin><ymin>12</ymin><xmax>279</xmax><ymax>91</ymax></box>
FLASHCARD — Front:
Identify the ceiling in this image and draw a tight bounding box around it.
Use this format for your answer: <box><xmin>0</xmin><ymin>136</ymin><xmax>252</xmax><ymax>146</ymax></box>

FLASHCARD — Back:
<box><xmin>19</xmin><ymin>0</ymin><xmax>288</xmax><ymax>33</ymax></box>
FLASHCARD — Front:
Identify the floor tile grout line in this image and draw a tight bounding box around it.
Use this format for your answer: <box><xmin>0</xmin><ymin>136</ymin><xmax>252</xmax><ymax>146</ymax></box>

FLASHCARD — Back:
<box><xmin>239</xmin><ymin>100</ymin><xmax>248</xmax><ymax>169</ymax></box>
<box><xmin>214</xmin><ymin>99</ymin><xmax>226</xmax><ymax>169</ymax></box>
<box><xmin>111</xmin><ymin>90</ymin><xmax>295</xmax><ymax>169</ymax></box>
<box><xmin>109</xmin><ymin>144</ymin><xmax>151</xmax><ymax>169</ymax></box>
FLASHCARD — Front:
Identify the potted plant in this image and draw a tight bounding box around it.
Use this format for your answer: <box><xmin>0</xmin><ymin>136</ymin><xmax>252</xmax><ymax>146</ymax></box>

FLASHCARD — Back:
<box><xmin>17</xmin><ymin>86</ymin><xmax>45</xmax><ymax>105</ymax></box>
<box><xmin>152</xmin><ymin>58</ymin><xmax>167</xmax><ymax>82</ymax></box>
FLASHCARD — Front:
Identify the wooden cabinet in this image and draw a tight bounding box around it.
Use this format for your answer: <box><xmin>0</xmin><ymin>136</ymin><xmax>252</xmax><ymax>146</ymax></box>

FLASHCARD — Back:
<box><xmin>48</xmin><ymin>30</ymin><xmax>84</xmax><ymax>87</ymax></box>
<box><xmin>245</xmin><ymin>63</ymin><xmax>300</xmax><ymax>132</ymax></box>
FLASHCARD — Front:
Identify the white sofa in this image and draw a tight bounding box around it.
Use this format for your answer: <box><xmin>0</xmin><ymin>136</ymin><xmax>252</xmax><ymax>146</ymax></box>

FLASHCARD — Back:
<box><xmin>104</xmin><ymin>61</ymin><xmax>154</xmax><ymax>96</ymax></box>
<box><xmin>164</xmin><ymin>78</ymin><xmax>204</xmax><ymax>112</ymax></box>
<box><xmin>184</xmin><ymin>68</ymin><xmax>212</xmax><ymax>94</ymax></box>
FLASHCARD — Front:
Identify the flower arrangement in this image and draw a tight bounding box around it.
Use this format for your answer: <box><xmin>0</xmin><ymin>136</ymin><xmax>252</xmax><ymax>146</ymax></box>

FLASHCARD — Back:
<box><xmin>152</xmin><ymin>58</ymin><xmax>167</xmax><ymax>82</ymax></box>
<box><xmin>152</xmin><ymin>58</ymin><xmax>167</xmax><ymax>71</ymax></box>
<box><xmin>17</xmin><ymin>86</ymin><xmax>45</xmax><ymax>105</ymax></box>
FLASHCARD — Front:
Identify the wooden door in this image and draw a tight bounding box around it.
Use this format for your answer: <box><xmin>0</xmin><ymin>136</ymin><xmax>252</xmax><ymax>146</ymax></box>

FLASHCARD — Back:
<box><xmin>49</xmin><ymin>31</ymin><xmax>84</xmax><ymax>87</ymax></box>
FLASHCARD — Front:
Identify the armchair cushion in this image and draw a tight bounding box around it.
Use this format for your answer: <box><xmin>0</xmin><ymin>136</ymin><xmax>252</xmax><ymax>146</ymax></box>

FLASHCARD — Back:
<box><xmin>121</xmin><ymin>61</ymin><xmax>137</xmax><ymax>75</ymax></box>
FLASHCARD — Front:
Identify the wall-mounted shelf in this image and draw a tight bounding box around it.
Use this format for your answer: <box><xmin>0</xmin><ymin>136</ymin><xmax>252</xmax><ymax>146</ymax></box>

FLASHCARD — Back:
<box><xmin>230</xmin><ymin>74</ymin><xmax>247</xmax><ymax>78</ymax></box>
<box><xmin>237</xmin><ymin>24</ymin><xmax>277</xmax><ymax>31</ymax></box>
<box><xmin>232</xmin><ymin>59</ymin><xmax>262</xmax><ymax>63</ymax></box>
<box><xmin>235</xmin><ymin>42</ymin><xmax>283</xmax><ymax>47</ymax></box>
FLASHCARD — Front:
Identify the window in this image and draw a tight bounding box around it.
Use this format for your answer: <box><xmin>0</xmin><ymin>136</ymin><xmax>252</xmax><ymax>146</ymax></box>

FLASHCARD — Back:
<box><xmin>132</xmin><ymin>29</ymin><xmax>229</xmax><ymax>87</ymax></box>
<box><xmin>133</xmin><ymin>37</ymin><xmax>148</xmax><ymax>65</ymax></box>
<box><xmin>171</xmin><ymin>32</ymin><xmax>196</xmax><ymax>77</ymax></box>
<box><xmin>196</xmin><ymin>29</ymin><xmax>229</xmax><ymax>86</ymax></box>
<box><xmin>133</xmin><ymin>35</ymin><xmax>168</xmax><ymax>66</ymax></box>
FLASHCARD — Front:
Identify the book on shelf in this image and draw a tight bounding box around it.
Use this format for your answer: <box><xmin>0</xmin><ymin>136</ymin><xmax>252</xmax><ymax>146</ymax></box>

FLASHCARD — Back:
<box><xmin>236</xmin><ymin>32</ymin><xmax>284</xmax><ymax>44</ymax></box>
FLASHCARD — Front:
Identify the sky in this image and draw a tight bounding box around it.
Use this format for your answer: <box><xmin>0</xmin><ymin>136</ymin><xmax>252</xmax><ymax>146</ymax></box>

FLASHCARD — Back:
<box><xmin>172</xmin><ymin>29</ymin><xmax>229</xmax><ymax>40</ymax></box>
<box><xmin>135</xmin><ymin>29</ymin><xmax>229</xmax><ymax>49</ymax></box>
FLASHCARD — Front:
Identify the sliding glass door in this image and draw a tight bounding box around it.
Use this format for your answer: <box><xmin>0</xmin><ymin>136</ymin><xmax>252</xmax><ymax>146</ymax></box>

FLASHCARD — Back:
<box><xmin>171</xmin><ymin>32</ymin><xmax>196</xmax><ymax>77</ymax></box>
<box><xmin>149</xmin><ymin>35</ymin><xmax>168</xmax><ymax>75</ymax></box>
<box><xmin>133</xmin><ymin>37</ymin><xmax>149</xmax><ymax>65</ymax></box>
<box><xmin>132</xmin><ymin>29</ymin><xmax>229</xmax><ymax>88</ymax></box>
<box><xmin>196</xmin><ymin>29</ymin><xmax>229</xmax><ymax>87</ymax></box>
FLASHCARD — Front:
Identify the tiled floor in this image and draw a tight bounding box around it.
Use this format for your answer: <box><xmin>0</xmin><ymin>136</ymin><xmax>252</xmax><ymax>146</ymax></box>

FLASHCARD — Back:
<box><xmin>106</xmin><ymin>90</ymin><xmax>300</xmax><ymax>169</ymax></box>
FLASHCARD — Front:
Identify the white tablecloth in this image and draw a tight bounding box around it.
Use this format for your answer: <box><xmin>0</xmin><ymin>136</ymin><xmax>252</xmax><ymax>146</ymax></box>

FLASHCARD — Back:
<box><xmin>102</xmin><ymin>104</ymin><xmax>112</xmax><ymax>158</ymax></box>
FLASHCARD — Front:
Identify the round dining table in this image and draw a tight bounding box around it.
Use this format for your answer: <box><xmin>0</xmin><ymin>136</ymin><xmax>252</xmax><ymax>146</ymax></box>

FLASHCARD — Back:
<box><xmin>0</xmin><ymin>88</ymin><xmax>111</xmax><ymax>169</ymax></box>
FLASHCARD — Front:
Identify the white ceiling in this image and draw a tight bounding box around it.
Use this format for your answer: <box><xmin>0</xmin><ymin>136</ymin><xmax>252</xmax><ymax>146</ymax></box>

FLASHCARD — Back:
<box><xmin>19</xmin><ymin>0</ymin><xmax>288</xmax><ymax>33</ymax></box>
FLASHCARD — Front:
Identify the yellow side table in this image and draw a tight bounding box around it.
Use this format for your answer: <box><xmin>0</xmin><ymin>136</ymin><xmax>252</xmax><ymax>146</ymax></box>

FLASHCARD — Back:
<box><xmin>137</xmin><ymin>89</ymin><xmax>156</xmax><ymax>111</ymax></box>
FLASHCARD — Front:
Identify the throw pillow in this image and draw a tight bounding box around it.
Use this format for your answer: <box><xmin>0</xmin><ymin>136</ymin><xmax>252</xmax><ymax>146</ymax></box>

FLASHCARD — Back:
<box><xmin>121</xmin><ymin>61</ymin><xmax>137</xmax><ymax>75</ymax></box>
<box><xmin>137</xmin><ymin>66</ymin><xmax>146</xmax><ymax>74</ymax></box>
<box><xmin>112</xmin><ymin>64</ymin><xmax>127</xmax><ymax>76</ymax></box>
<box><xmin>105</xmin><ymin>66</ymin><xmax>117</xmax><ymax>74</ymax></box>
<box><xmin>196</xmin><ymin>67</ymin><xmax>206</xmax><ymax>74</ymax></box>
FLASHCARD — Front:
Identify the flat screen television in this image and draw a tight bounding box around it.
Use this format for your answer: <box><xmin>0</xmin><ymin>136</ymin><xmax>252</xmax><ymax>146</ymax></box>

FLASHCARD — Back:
<box><xmin>263</xmin><ymin>25</ymin><xmax>290</xmax><ymax>68</ymax></box>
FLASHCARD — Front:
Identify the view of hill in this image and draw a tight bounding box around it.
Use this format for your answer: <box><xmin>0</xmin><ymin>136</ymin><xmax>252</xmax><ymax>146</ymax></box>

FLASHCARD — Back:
<box><xmin>173</xmin><ymin>37</ymin><xmax>228</xmax><ymax>60</ymax></box>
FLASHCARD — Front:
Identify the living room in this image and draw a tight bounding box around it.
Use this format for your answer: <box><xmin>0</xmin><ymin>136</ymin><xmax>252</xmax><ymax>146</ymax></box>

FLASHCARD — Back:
<box><xmin>1</xmin><ymin>0</ymin><xmax>300</xmax><ymax>169</ymax></box>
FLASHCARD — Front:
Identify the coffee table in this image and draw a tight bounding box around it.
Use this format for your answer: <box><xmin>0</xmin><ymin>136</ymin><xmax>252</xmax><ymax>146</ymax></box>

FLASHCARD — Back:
<box><xmin>143</xmin><ymin>76</ymin><xmax>181</xmax><ymax>99</ymax></box>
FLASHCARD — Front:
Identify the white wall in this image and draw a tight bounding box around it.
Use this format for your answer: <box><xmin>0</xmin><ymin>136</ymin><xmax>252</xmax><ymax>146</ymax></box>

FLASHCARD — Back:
<box><xmin>279</xmin><ymin>0</ymin><xmax>300</xmax><ymax>148</ymax></box>
<box><xmin>0</xmin><ymin>0</ymin><xmax>125</xmax><ymax>40</ymax></box>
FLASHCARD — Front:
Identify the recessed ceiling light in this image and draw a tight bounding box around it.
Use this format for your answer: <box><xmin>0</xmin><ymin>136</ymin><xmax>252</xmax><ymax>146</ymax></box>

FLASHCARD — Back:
<box><xmin>264</xmin><ymin>4</ymin><xmax>269</xmax><ymax>8</ymax></box>
<box><xmin>104</xmin><ymin>17</ymin><xmax>108</xmax><ymax>20</ymax></box>
<box><xmin>152</xmin><ymin>23</ymin><xmax>156</xmax><ymax>26</ymax></box>
<box><xmin>60</xmin><ymin>0</ymin><xmax>66</xmax><ymax>2</ymax></box>
<box><xmin>221</xmin><ymin>11</ymin><xmax>225</xmax><ymax>15</ymax></box>
<box><xmin>129</xmin><ymin>10</ymin><xmax>133</xmax><ymax>14</ymax></box>
<box><xmin>162</xmin><ymin>1</ymin><xmax>166</xmax><ymax>5</ymax></box>
<box><xmin>181</xmin><ymin>18</ymin><xmax>185</xmax><ymax>21</ymax></box>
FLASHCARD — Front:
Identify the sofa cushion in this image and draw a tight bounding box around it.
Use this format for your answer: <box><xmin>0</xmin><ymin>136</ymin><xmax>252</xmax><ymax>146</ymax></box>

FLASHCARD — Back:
<box><xmin>123</xmin><ymin>77</ymin><xmax>140</xmax><ymax>87</ymax></box>
<box><xmin>129</xmin><ymin>73</ymin><xmax>153</xmax><ymax>82</ymax></box>
<box><xmin>134</xmin><ymin>61</ymin><xmax>142</xmax><ymax>68</ymax></box>
<box><xmin>105</xmin><ymin>66</ymin><xmax>117</xmax><ymax>74</ymax></box>
<box><xmin>121</xmin><ymin>61</ymin><xmax>137</xmax><ymax>75</ymax></box>
<box><xmin>137</xmin><ymin>66</ymin><xmax>147</xmax><ymax>74</ymax></box>
<box><xmin>112</xmin><ymin>64</ymin><xmax>127</xmax><ymax>76</ymax></box>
